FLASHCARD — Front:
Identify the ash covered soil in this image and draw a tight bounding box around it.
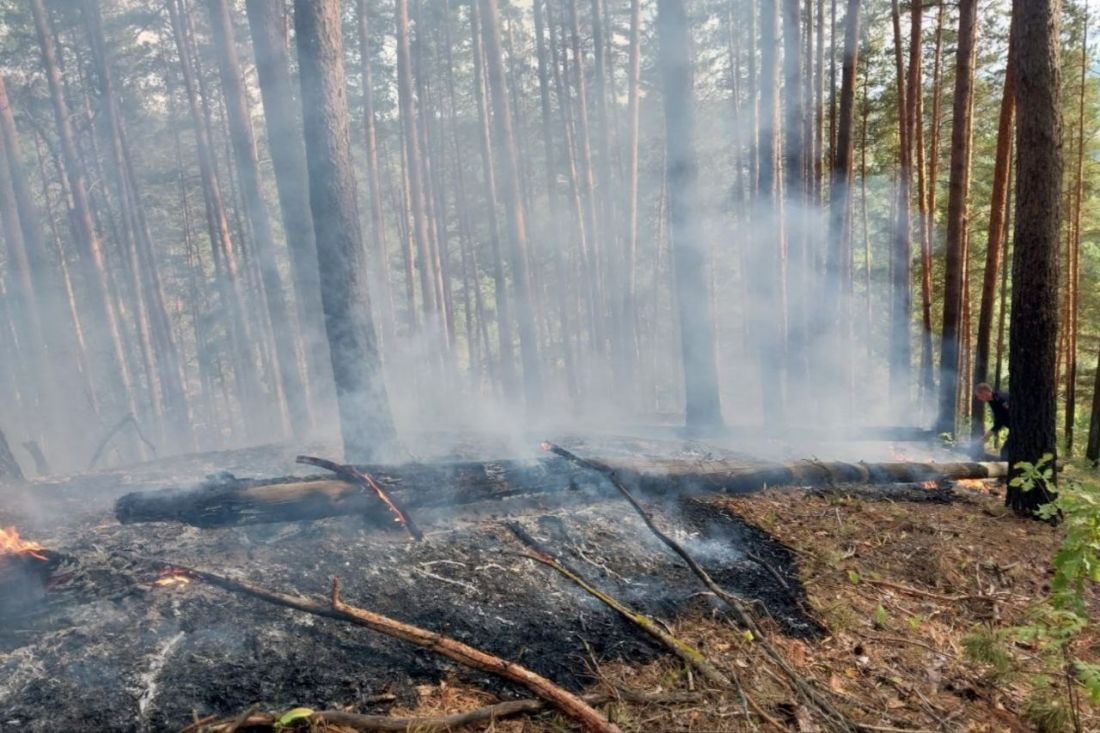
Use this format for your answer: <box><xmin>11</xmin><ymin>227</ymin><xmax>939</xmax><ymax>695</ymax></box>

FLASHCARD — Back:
<box><xmin>0</xmin><ymin>436</ymin><xmax>815</xmax><ymax>732</ymax></box>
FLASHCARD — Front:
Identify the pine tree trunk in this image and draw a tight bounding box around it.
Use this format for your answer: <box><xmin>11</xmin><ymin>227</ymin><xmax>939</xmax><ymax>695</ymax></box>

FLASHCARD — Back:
<box><xmin>293</xmin><ymin>0</ymin><xmax>395</xmax><ymax>463</ymax></box>
<box><xmin>1064</xmin><ymin>13</ymin><xmax>1087</xmax><ymax>456</ymax></box>
<box><xmin>970</xmin><ymin>35</ymin><xmax>1016</xmax><ymax>443</ymax></box>
<box><xmin>1006</xmin><ymin>0</ymin><xmax>1061</xmax><ymax>510</ymax></box>
<box><xmin>888</xmin><ymin>0</ymin><xmax>912</xmax><ymax>399</ymax></box>
<box><xmin>783</xmin><ymin>0</ymin><xmax>807</xmax><ymax>393</ymax></box>
<box><xmin>468</xmin><ymin>0</ymin><xmax>517</xmax><ymax>396</ymax></box>
<box><xmin>478</xmin><ymin>0</ymin><xmax>544</xmax><ymax>412</ymax></box>
<box><xmin>244</xmin><ymin>0</ymin><xmax>334</xmax><ymax>414</ymax></box>
<box><xmin>657</xmin><ymin>0</ymin><xmax>723</xmax><ymax>429</ymax></box>
<box><xmin>935</xmin><ymin>0</ymin><xmax>977</xmax><ymax>437</ymax></box>
<box><xmin>756</xmin><ymin>0</ymin><xmax>785</xmax><ymax>422</ymax></box>
<box><xmin>206</xmin><ymin>0</ymin><xmax>307</xmax><ymax>436</ymax></box>
<box><xmin>356</xmin><ymin>0</ymin><xmax>397</xmax><ymax>345</ymax></box>
<box><xmin>31</xmin><ymin>0</ymin><xmax>138</xmax><ymax>414</ymax></box>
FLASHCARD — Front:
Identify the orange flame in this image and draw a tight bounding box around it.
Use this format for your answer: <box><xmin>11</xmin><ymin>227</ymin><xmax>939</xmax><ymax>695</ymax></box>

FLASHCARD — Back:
<box><xmin>919</xmin><ymin>480</ymin><xmax>939</xmax><ymax>490</ymax></box>
<box><xmin>955</xmin><ymin>478</ymin><xmax>990</xmax><ymax>491</ymax></box>
<box><xmin>154</xmin><ymin>574</ymin><xmax>192</xmax><ymax>588</ymax></box>
<box><xmin>0</xmin><ymin>527</ymin><xmax>47</xmax><ymax>561</ymax></box>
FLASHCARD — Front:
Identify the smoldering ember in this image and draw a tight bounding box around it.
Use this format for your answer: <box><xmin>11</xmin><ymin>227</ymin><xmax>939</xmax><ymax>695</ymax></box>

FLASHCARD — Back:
<box><xmin>1</xmin><ymin>0</ymin><xmax>1099</xmax><ymax>730</ymax></box>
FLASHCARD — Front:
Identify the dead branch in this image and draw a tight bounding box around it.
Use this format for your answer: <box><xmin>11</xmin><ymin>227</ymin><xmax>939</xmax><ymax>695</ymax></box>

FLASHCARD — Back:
<box><xmin>542</xmin><ymin>442</ymin><xmax>856</xmax><ymax>733</ymax></box>
<box><xmin>88</xmin><ymin>413</ymin><xmax>156</xmax><ymax>469</ymax></box>
<box><xmin>145</xmin><ymin>560</ymin><xmax>621</xmax><ymax>733</ymax></box>
<box><xmin>505</xmin><ymin>521</ymin><xmax>732</xmax><ymax>689</ymax></box>
<box><xmin>296</xmin><ymin>455</ymin><xmax>423</xmax><ymax>541</ymax></box>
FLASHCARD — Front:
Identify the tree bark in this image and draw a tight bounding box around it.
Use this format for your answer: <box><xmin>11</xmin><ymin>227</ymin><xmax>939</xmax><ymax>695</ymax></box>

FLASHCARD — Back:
<box><xmin>293</xmin><ymin>0</ymin><xmax>396</xmax><ymax>462</ymax></box>
<box><xmin>1063</xmin><ymin>12</ymin><xmax>1087</xmax><ymax>456</ymax></box>
<box><xmin>1007</xmin><ymin>0</ymin><xmax>1061</xmax><ymax>511</ymax></box>
<box><xmin>783</xmin><ymin>0</ymin><xmax>807</xmax><ymax>393</ymax></box>
<box><xmin>971</xmin><ymin>36</ymin><xmax>1016</xmax><ymax>443</ymax></box>
<box><xmin>888</xmin><ymin>0</ymin><xmax>912</xmax><ymax>399</ymax></box>
<box><xmin>657</xmin><ymin>0</ymin><xmax>723</xmax><ymax>430</ymax></box>
<box><xmin>244</xmin><ymin>0</ymin><xmax>333</xmax><ymax>414</ymax></box>
<box><xmin>935</xmin><ymin>0</ymin><xmax>978</xmax><ymax>437</ymax></box>
<box><xmin>30</xmin><ymin>0</ymin><xmax>136</xmax><ymax>420</ymax></box>
<box><xmin>478</xmin><ymin>0</ymin><xmax>544</xmax><ymax>411</ymax></box>
<box><xmin>206</xmin><ymin>0</ymin><xmax>307</xmax><ymax>435</ymax></box>
<box><xmin>356</xmin><ymin>0</ymin><xmax>397</xmax><ymax>345</ymax></box>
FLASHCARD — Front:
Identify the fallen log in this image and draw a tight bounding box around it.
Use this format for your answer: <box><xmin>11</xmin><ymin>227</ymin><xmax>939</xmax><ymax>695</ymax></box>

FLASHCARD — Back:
<box><xmin>115</xmin><ymin>455</ymin><xmax>1007</xmax><ymax>528</ymax></box>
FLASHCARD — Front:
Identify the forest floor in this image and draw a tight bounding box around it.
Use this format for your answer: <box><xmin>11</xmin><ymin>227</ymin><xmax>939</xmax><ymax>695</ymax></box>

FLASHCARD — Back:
<box><xmin>362</xmin><ymin>479</ymin><xmax>1098</xmax><ymax>733</ymax></box>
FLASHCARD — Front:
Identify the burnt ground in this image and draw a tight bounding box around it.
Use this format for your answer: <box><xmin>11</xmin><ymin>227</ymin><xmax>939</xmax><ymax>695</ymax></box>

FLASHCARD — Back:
<box><xmin>0</xmin><ymin>437</ymin><xmax>815</xmax><ymax>733</ymax></box>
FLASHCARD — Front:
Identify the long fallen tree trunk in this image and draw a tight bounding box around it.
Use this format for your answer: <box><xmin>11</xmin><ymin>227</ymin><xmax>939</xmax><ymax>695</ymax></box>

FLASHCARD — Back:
<box><xmin>115</xmin><ymin>455</ymin><xmax>1007</xmax><ymax>529</ymax></box>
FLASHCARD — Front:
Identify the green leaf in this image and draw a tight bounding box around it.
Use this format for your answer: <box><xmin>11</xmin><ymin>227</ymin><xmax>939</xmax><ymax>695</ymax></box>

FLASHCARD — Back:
<box><xmin>275</xmin><ymin>708</ymin><xmax>314</xmax><ymax>729</ymax></box>
<box><xmin>847</xmin><ymin>569</ymin><xmax>861</xmax><ymax>585</ymax></box>
<box><xmin>873</xmin><ymin>605</ymin><xmax>889</xmax><ymax>627</ymax></box>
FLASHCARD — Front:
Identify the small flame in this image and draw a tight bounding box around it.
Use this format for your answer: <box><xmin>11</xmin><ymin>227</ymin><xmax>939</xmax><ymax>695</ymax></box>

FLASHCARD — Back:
<box><xmin>919</xmin><ymin>480</ymin><xmax>939</xmax><ymax>490</ymax></box>
<box><xmin>955</xmin><ymin>478</ymin><xmax>990</xmax><ymax>491</ymax></box>
<box><xmin>154</xmin><ymin>574</ymin><xmax>192</xmax><ymax>588</ymax></box>
<box><xmin>539</xmin><ymin>441</ymin><xmax>552</xmax><ymax>452</ymax></box>
<box><xmin>0</xmin><ymin>527</ymin><xmax>47</xmax><ymax>561</ymax></box>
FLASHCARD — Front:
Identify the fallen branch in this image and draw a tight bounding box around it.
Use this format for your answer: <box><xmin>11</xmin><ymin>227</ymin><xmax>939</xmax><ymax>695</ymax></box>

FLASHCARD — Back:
<box><xmin>145</xmin><ymin>560</ymin><xmax>620</xmax><ymax>733</ymax></box>
<box><xmin>190</xmin><ymin>690</ymin><xmax>702</xmax><ymax>732</ymax></box>
<box><xmin>505</xmin><ymin>521</ymin><xmax>732</xmax><ymax>689</ymax></box>
<box><xmin>542</xmin><ymin>442</ymin><xmax>856</xmax><ymax>733</ymax></box>
<box><xmin>296</xmin><ymin>455</ymin><xmax>422</xmax><ymax>541</ymax></box>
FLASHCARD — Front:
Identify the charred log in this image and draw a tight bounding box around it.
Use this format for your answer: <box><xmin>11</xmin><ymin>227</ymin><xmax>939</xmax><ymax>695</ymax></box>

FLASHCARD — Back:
<box><xmin>115</xmin><ymin>456</ymin><xmax>1007</xmax><ymax>528</ymax></box>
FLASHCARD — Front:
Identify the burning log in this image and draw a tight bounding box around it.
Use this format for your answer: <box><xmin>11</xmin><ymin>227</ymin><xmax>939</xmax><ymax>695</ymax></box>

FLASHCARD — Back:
<box><xmin>147</xmin><ymin>562</ymin><xmax>622</xmax><ymax>733</ymax></box>
<box><xmin>0</xmin><ymin>427</ymin><xmax>25</xmax><ymax>483</ymax></box>
<box><xmin>114</xmin><ymin>453</ymin><xmax>1007</xmax><ymax>529</ymax></box>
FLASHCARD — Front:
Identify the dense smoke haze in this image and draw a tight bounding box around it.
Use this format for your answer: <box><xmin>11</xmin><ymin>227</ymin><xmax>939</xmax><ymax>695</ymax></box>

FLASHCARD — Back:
<box><xmin>0</xmin><ymin>0</ymin><xmax>1093</xmax><ymax>474</ymax></box>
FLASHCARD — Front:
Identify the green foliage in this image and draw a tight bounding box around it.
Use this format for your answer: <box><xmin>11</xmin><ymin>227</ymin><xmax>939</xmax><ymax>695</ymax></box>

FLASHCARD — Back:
<box><xmin>274</xmin><ymin>708</ymin><xmax>314</xmax><ymax>729</ymax></box>
<box><xmin>967</xmin><ymin>456</ymin><xmax>1100</xmax><ymax>728</ymax></box>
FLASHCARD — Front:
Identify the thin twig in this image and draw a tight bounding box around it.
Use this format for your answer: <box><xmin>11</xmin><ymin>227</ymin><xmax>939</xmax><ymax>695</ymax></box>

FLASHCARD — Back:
<box><xmin>505</xmin><ymin>522</ymin><xmax>732</xmax><ymax>689</ymax></box>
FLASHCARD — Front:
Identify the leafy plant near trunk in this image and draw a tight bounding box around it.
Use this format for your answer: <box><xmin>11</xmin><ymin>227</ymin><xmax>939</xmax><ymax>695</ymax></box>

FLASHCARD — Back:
<box><xmin>965</xmin><ymin>455</ymin><xmax>1100</xmax><ymax>731</ymax></box>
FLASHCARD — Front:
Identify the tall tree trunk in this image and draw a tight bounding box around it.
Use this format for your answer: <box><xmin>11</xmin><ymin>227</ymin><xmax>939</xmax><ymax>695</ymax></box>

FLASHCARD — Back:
<box><xmin>29</xmin><ymin>0</ymin><xmax>136</xmax><ymax>421</ymax></box>
<box><xmin>478</xmin><ymin>0</ymin><xmax>544</xmax><ymax>411</ymax></box>
<box><xmin>935</xmin><ymin>0</ymin><xmax>977</xmax><ymax>437</ymax></box>
<box><xmin>756</xmin><ymin>0</ymin><xmax>785</xmax><ymax>422</ymax></box>
<box><xmin>970</xmin><ymin>35</ymin><xmax>1016</xmax><ymax>443</ymax></box>
<box><xmin>206</xmin><ymin>0</ymin><xmax>306</xmax><ymax>436</ymax></box>
<box><xmin>395</xmin><ymin>0</ymin><xmax>438</xmax><ymax>335</ymax></box>
<box><xmin>826</xmin><ymin>0</ymin><xmax>860</xmax><ymax>353</ymax></box>
<box><xmin>533</xmin><ymin>0</ymin><xmax>579</xmax><ymax>399</ymax></box>
<box><xmin>165</xmin><ymin>0</ymin><xmax>263</xmax><ymax>438</ymax></box>
<box><xmin>888</xmin><ymin>0</ymin><xmax>912</xmax><ymax>400</ymax></box>
<box><xmin>1006</xmin><ymin>0</ymin><xmax>1061</xmax><ymax>509</ymax></box>
<box><xmin>293</xmin><ymin>0</ymin><xmax>395</xmax><ymax>463</ymax></box>
<box><xmin>82</xmin><ymin>0</ymin><xmax>193</xmax><ymax>449</ymax></box>
<box><xmin>244</xmin><ymin>0</ymin><xmax>333</xmax><ymax>415</ymax></box>
<box><xmin>469</xmin><ymin>0</ymin><xmax>516</xmax><ymax>395</ymax></box>
<box><xmin>623</xmin><ymin>0</ymin><xmax>642</xmax><ymax>393</ymax></box>
<box><xmin>356</xmin><ymin>0</ymin><xmax>397</xmax><ymax>345</ymax></box>
<box><xmin>783</xmin><ymin>0</ymin><xmax>807</xmax><ymax>394</ymax></box>
<box><xmin>657</xmin><ymin>0</ymin><xmax>723</xmax><ymax>429</ymax></box>
<box><xmin>1064</xmin><ymin>11</ymin><xmax>1087</xmax><ymax>456</ymax></box>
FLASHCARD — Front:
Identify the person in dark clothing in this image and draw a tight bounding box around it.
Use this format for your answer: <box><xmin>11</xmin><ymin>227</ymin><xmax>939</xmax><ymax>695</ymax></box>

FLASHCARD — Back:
<box><xmin>975</xmin><ymin>383</ymin><xmax>1011</xmax><ymax>459</ymax></box>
